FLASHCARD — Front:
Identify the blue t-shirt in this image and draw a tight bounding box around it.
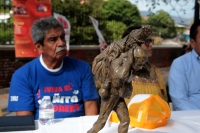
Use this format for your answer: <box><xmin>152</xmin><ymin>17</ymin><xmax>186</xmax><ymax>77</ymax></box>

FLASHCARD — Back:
<box><xmin>8</xmin><ymin>56</ymin><xmax>99</xmax><ymax>119</ymax></box>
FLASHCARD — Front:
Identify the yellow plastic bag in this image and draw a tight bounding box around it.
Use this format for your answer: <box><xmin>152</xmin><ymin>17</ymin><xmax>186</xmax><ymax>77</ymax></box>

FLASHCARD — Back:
<box><xmin>110</xmin><ymin>94</ymin><xmax>171</xmax><ymax>129</ymax></box>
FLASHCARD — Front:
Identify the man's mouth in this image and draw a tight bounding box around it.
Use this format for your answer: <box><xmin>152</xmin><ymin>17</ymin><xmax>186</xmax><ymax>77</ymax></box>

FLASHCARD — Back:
<box><xmin>55</xmin><ymin>46</ymin><xmax>66</xmax><ymax>54</ymax></box>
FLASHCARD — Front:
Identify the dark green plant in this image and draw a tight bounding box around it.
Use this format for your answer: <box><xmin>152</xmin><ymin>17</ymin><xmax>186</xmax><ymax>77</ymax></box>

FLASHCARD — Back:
<box><xmin>102</xmin><ymin>0</ymin><xmax>141</xmax><ymax>27</ymax></box>
<box><xmin>52</xmin><ymin>0</ymin><xmax>105</xmax><ymax>45</ymax></box>
<box><xmin>147</xmin><ymin>10</ymin><xmax>176</xmax><ymax>38</ymax></box>
<box><xmin>0</xmin><ymin>0</ymin><xmax>13</xmax><ymax>45</ymax></box>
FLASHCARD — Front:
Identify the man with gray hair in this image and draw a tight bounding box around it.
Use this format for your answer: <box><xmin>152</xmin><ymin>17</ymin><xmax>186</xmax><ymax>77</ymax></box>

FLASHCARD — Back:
<box><xmin>8</xmin><ymin>16</ymin><xmax>99</xmax><ymax>119</ymax></box>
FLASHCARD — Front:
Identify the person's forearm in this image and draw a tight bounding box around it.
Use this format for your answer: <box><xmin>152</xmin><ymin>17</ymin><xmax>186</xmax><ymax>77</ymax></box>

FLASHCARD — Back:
<box><xmin>172</xmin><ymin>98</ymin><xmax>199</xmax><ymax>111</ymax></box>
<box><xmin>16</xmin><ymin>111</ymin><xmax>33</xmax><ymax>116</ymax></box>
<box><xmin>84</xmin><ymin>100</ymin><xmax>98</xmax><ymax>115</ymax></box>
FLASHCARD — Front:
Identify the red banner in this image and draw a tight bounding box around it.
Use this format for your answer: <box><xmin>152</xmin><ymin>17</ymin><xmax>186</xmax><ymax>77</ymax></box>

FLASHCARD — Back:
<box><xmin>13</xmin><ymin>0</ymin><xmax>52</xmax><ymax>58</ymax></box>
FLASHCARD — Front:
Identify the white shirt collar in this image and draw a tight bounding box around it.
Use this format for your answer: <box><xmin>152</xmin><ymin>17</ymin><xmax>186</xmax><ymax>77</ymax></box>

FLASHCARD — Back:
<box><xmin>39</xmin><ymin>55</ymin><xmax>63</xmax><ymax>72</ymax></box>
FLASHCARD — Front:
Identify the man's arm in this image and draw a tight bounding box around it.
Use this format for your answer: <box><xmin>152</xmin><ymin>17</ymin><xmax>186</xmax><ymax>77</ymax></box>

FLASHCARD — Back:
<box><xmin>169</xmin><ymin>60</ymin><xmax>199</xmax><ymax>110</ymax></box>
<box><xmin>8</xmin><ymin>69</ymin><xmax>35</xmax><ymax>116</ymax></box>
<box><xmin>80</xmin><ymin>61</ymin><xmax>99</xmax><ymax>115</ymax></box>
<box><xmin>84</xmin><ymin>99</ymin><xmax>98</xmax><ymax>115</ymax></box>
<box><xmin>16</xmin><ymin>111</ymin><xmax>33</xmax><ymax>116</ymax></box>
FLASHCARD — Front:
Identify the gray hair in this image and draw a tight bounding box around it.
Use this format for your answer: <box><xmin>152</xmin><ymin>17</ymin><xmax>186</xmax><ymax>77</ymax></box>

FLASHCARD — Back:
<box><xmin>31</xmin><ymin>16</ymin><xmax>65</xmax><ymax>45</ymax></box>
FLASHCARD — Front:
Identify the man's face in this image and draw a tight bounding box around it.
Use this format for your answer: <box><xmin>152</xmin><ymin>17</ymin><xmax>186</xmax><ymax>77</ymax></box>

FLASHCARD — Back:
<box><xmin>191</xmin><ymin>26</ymin><xmax>200</xmax><ymax>56</ymax></box>
<box><xmin>37</xmin><ymin>27</ymin><xmax>66</xmax><ymax>61</ymax></box>
<box><xmin>141</xmin><ymin>38</ymin><xmax>153</xmax><ymax>57</ymax></box>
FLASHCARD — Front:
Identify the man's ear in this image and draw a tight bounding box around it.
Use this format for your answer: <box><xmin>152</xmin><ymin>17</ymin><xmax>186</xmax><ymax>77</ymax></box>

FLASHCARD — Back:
<box><xmin>35</xmin><ymin>43</ymin><xmax>43</xmax><ymax>53</ymax></box>
<box><xmin>190</xmin><ymin>38</ymin><xmax>195</xmax><ymax>49</ymax></box>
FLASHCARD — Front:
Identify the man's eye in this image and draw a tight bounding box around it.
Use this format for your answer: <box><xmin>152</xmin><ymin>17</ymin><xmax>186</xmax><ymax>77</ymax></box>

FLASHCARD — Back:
<box><xmin>61</xmin><ymin>35</ymin><xmax>65</xmax><ymax>40</ymax></box>
<box><xmin>49</xmin><ymin>37</ymin><xmax>57</xmax><ymax>42</ymax></box>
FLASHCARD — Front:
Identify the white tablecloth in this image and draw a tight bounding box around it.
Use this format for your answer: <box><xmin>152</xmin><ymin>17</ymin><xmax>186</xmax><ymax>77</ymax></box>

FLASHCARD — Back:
<box><xmin>3</xmin><ymin>110</ymin><xmax>200</xmax><ymax>133</ymax></box>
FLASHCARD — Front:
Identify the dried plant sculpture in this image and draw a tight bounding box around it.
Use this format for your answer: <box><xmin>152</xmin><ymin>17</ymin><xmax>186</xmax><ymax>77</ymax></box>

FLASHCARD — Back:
<box><xmin>88</xmin><ymin>25</ymin><xmax>153</xmax><ymax>133</ymax></box>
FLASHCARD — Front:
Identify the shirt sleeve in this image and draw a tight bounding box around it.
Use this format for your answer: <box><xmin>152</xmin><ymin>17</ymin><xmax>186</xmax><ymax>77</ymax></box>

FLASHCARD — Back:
<box><xmin>8</xmin><ymin>68</ymin><xmax>35</xmax><ymax>112</ymax></box>
<box><xmin>81</xmin><ymin>63</ymin><xmax>99</xmax><ymax>101</ymax></box>
<box><xmin>168</xmin><ymin>59</ymin><xmax>199</xmax><ymax>110</ymax></box>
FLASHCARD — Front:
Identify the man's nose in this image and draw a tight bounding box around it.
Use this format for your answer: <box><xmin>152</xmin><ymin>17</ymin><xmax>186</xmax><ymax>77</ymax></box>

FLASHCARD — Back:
<box><xmin>57</xmin><ymin>37</ymin><xmax>66</xmax><ymax>46</ymax></box>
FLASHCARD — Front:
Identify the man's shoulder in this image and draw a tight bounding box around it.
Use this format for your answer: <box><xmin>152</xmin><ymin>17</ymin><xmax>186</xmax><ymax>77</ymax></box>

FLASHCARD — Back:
<box><xmin>173</xmin><ymin>52</ymin><xmax>191</xmax><ymax>65</ymax></box>
<box><xmin>170</xmin><ymin>53</ymin><xmax>192</xmax><ymax>73</ymax></box>
<box><xmin>14</xmin><ymin>58</ymin><xmax>39</xmax><ymax>74</ymax></box>
<box><xmin>64</xmin><ymin>56</ymin><xmax>90</xmax><ymax>66</ymax></box>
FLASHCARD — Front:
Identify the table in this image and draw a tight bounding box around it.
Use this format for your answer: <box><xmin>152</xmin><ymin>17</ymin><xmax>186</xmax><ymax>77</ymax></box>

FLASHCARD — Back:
<box><xmin>2</xmin><ymin>110</ymin><xmax>200</xmax><ymax>133</ymax></box>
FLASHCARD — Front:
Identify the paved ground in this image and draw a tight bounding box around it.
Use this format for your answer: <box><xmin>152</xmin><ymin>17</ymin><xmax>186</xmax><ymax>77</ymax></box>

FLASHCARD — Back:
<box><xmin>0</xmin><ymin>87</ymin><xmax>15</xmax><ymax>116</ymax></box>
<box><xmin>0</xmin><ymin>67</ymin><xmax>170</xmax><ymax>116</ymax></box>
<box><xmin>160</xmin><ymin>67</ymin><xmax>170</xmax><ymax>85</ymax></box>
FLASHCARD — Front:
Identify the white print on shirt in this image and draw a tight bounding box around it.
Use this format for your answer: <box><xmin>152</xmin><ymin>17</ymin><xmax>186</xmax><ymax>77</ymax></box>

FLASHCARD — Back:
<box><xmin>73</xmin><ymin>90</ymin><xmax>79</xmax><ymax>94</ymax></box>
<box><xmin>37</xmin><ymin>83</ymin><xmax>80</xmax><ymax>105</ymax></box>
<box><xmin>37</xmin><ymin>94</ymin><xmax>79</xmax><ymax>104</ymax></box>
<box><xmin>52</xmin><ymin>93</ymin><xmax>78</xmax><ymax>103</ymax></box>
<box><xmin>10</xmin><ymin>96</ymin><xmax>18</xmax><ymax>101</ymax></box>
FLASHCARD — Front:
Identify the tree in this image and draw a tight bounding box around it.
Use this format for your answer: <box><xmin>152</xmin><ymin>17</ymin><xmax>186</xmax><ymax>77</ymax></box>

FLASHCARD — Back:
<box><xmin>129</xmin><ymin>0</ymin><xmax>190</xmax><ymax>15</ymax></box>
<box><xmin>52</xmin><ymin>0</ymin><xmax>105</xmax><ymax>45</ymax></box>
<box><xmin>0</xmin><ymin>0</ymin><xmax>13</xmax><ymax>45</ymax></box>
<box><xmin>102</xmin><ymin>0</ymin><xmax>141</xmax><ymax>27</ymax></box>
<box><xmin>147</xmin><ymin>10</ymin><xmax>176</xmax><ymax>38</ymax></box>
<box><xmin>99</xmin><ymin>0</ymin><xmax>142</xmax><ymax>42</ymax></box>
<box><xmin>0</xmin><ymin>19</ymin><xmax>13</xmax><ymax>44</ymax></box>
<box><xmin>129</xmin><ymin>0</ymin><xmax>194</xmax><ymax>22</ymax></box>
<box><xmin>105</xmin><ymin>20</ymin><xmax>127</xmax><ymax>41</ymax></box>
<box><xmin>52</xmin><ymin>0</ymin><xmax>142</xmax><ymax>44</ymax></box>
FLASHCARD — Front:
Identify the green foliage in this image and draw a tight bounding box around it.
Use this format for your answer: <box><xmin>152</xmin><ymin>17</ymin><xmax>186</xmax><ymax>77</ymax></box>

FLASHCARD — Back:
<box><xmin>0</xmin><ymin>0</ymin><xmax>6</xmax><ymax>5</ymax></box>
<box><xmin>147</xmin><ymin>10</ymin><xmax>176</xmax><ymax>38</ymax></box>
<box><xmin>102</xmin><ymin>0</ymin><xmax>141</xmax><ymax>27</ymax></box>
<box><xmin>131</xmin><ymin>0</ymin><xmax>188</xmax><ymax>16</ymax></box>
<box><xmin>0</xmin><ymin>22</ymin><xmax>13</xmax><ymax>44</ymax></box>
<box><xmin>52</xmin><ymin>0</ymin><xmax>105</xmax><ymax>45</ymax></box>
<box><xmin>0</xmin><ymin>0</ymin><xmax>13</xmax><ymax>45</ymax></box>
<box><xmin>52</xmin><ymin>0</ymin><xmax>141</xmax><ymax>45</ymax></box>
<box><xmin>176</xmin><ymin>27</ymin><xmax>184</xmax><ymax>35</ymax></box>
<box><xmin>105</xmin><ymin>20</ymin><xmax>126</xmax><ymax>41</ymax></box>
